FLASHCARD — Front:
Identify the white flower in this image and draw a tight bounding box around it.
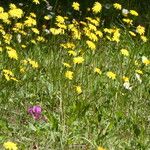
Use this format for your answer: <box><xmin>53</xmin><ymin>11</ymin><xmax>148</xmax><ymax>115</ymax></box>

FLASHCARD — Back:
<box><xmin>123</xmin><ymin>82</ymin><xmax>132</xmax><ymax>90</ymax></box>
<box><xmin>135</xmin><ymin>73</ymin><xmax>142</xmax><ymax>83</ymax></box>
<box><xmin>17</xmin><ymin>34</ymin><xmax>21</xmax><ymax>43</ymax></box>
<box><xmin>122</xmin><ymin>9</ymin><xmax>129</xmax><ymax>16</ymax></box>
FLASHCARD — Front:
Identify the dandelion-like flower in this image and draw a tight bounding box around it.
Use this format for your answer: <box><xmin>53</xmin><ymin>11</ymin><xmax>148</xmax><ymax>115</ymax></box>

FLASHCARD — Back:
<box><xmin>106</xmin><ymin>71</ymin><xmax>116</xmax><ymax>80</ymax></box>
<box><xmin>130</xmin><ymin>10</ymin><xmax>138</xmax><ymax>16</ymax></box>
<box><xmin>86</xmin><ymin>40</ymin><xmax>96</xmax><ymax>50</ymax></box>
<box><xmin>92</xmin><ymin>2</ymin><xmax>102</xmax><ymax>14</ymax></box>
<box><xmin>73</xmin><ymin>56</ymin><xmax>84</xmax><ymax>64</ymax></box>
<box><xmin>113</xmin><ymin>3</ymin><xmax>122</xmax><ymax>10</ymax></box>
<box><xmin>3</xmin><ymin>141</ymin><xmax>18</xmax><ymax>150</ymax></box>
<box><xmin>97</xmin><ymin>146</ymin><xmax>106</xmax><ymax>150</ymax></box>
<box><xmin>65</xmin><ymin>71</ymin><xmax>73</xmax><ymax>80</ymax></box>
<box><xmin>75</xmin><ymin>86</ymin><xmax>82</xmax><ymax>94</ymax></box>
<box><xmin>94</xmin><ymin>68</ymin><xmax>102</xmax><ymax>74</ymax></box>
<box><xmin>120</xmin><ymin>49</ymin><xmax>129</xmax><ymax>57</ymax></box>
<box><xmin>136</xmin><ymin>25</ymin><xmax>145</xmax><ymax>35</ymax></box>
<box><xmin>72</xmin><ymin>2</ymin><xmax>80</xmax><ymax>11</ymax></box>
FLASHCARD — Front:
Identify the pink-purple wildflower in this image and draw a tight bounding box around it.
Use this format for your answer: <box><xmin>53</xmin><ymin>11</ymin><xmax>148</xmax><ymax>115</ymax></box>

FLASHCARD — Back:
<box><xmin>28</xmin><ymin>105</ymin><xmax>42</xmax><ymax>120</ymax></box>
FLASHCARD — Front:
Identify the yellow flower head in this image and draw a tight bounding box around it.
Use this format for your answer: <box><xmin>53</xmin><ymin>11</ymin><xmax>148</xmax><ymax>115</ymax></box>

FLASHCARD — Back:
<box><xmin>86</xmin><ymin>40</ymin><xmax>96</xmax><ymax>50</ymax></box>
<box><xmin>123</xmin><ymin>18</ymin><xmax>133</xmax><ymax>25</ymax></box>
<box><xmin>28</xmin><ymin>59</ymin><xmax>39</xmax><ymax>68</ymax></box>
<box><xmin>130</xmin><ymin>10</ymin><xmax>138</xmax><ymax>16</ymax></box>
<box><xmin>63</xmin><ymin>62</ymin><xmax>71</xmax><ymax>68</ymax></box>
<box><xmin>106</xmin><ymin>71</ymin><xmax>116</xmax><ymax>80</ymax></box>
<box><xmin>129</xmin><ymin>31</ymin><xmax>136</xmax><ymax>37</ymax></box>
<box><xmin>75</xmin><ymin>86</ymin><xmax>82</xmax><ymax>94</ymax></box>
<box><xmin>136</xmin><ymin>25</ymin><xmax>145</xmax><ymax>35</ymax></box>
<box><xmin>56</xmin><ymin>15</ymin><xmax>65</xmax><ymax>23</ymax></box>
<box><xmin>33</xmin><ymin>0</ymin><xmax>40</xmax><ymax>4</ymax></box>
<box><xmin>120</xmin><ymin>49</ymin><xmax>129</xmax><ymax>57</ymax></box>
<box><xmin>97</xmin><ymin>146</ymin><xmax>106</xmax><ymax>150</ymax></box>
<box><xmin>32</xmin><ymin>28</ymin><xmax>39</xmax><ymax>34</ymax></box>
<box><xmin>72</xmin><ymin>2</ymin><xmax>80</xmax><ymax>11</ymax></box>
<box><xmin>73</xmin><ymin>56</ymin><xmax>84</xmax><ymax>64</ymax></box>
<box><xmin>7</xmin><ymin>49</ymin><xmax>18</xmax><ymax>60</ymax></box>
<box><xmin>113</xmin><ymin>3</ymin><xmax>122</xmax><ymax>10</ymax></box>
<box><xmin>92</xmin><ymin>2</ymin><xmax>102</xmax><ymax>14</ymax></box>
<box><xmin>65</xmin><ymin>71</ymin><xmax>73</xmax><ymax>80</ymax></box>
<box><xmin>0</xmin><ymin>7</ymin><xmax>4</xmax><ymax>13</ymax></box>
<box><xmin>141</xmin><ymin>36</ymin><xmax>147</xmax><ymax>42</ymax></box>
<box><xmin>123</xmin><ymin>76</ymin><xmax>129</xmax><ymax>82</ymax></box>
<box><xmin>68</xmin><ymin>50</ymin><xmax>77</xmax><ymax>56</ymax></box>
<box><xmin>135</xmin><ymin>70</ymin><xmax>143</xmax><ymax>75</ymax></box>
<box><xmin>3</xmin><ymin>141</ymin><xmax>18</xmax><ymax>150</ymax></box>
<box><xmin>94</xmin><ymin>67</ymin><xmax>102</xmax><ymax>74</ymax></box>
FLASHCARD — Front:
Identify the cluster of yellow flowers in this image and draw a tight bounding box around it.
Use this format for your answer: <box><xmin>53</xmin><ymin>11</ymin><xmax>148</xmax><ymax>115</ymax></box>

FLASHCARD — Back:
<box><xmin>113</xmin><ymin>3</ymin><xmax>147</xmax><ymax>42</ymax></box>
<box><xmin>0</xmin><ymin>3</ymin><xmax>46</xmax><ymax>81</ymax></box>
<box><xmin>49</xmin><ymin>2</ymin><xmax>149</xmax><ymax>94</ymax></box>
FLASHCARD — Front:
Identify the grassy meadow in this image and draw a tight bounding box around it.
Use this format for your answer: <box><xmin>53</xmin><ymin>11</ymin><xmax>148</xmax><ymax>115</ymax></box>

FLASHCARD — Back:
<box><xmin>0</xmin><ymin>1</ymin><xmax>150</xmax><ymax>150</ymax></box>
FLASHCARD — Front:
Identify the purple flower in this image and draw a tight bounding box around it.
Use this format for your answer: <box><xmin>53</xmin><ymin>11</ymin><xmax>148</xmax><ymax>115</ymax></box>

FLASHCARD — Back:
<box><xmin>28</xmin><ymin>105</ymin><xmax>42</xmax><ymax>120</ymax></box>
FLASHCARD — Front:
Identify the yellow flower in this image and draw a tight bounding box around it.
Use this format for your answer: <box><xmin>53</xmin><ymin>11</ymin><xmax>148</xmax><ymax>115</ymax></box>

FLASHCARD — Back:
<box><xmin>7</xmin><ymin>49</ymin><xmax>18</xmax><ymax>60</ymax></box>
<box><xmin>95</xmin><ymin>30</ymin><xmax>103</xmax><ymax>38</ymax></box>
<box><xmin>9</xmin><ymin>3</ymin><xmax>16</xmax><ymax>9</ymax></box>
<box><xmin>56</xmin><ymin>15</ymin><xmax>65</xmax><ymax>23</ymax></box>
<box><xmin>75</xmin><ymin>86</ymin><xmax>82</xmax><ymax>94</ymax></box>
<box><xmin>123</xmin><ymin>76</ymin><xmax>129</xmax><ymax>82</ymax></box>
<box><xmin>120</xmin><ymin>49</ymin><xmax>129</xmax><ymax>56</ymax></box>
<box><xmin>0</xmin><ymin>47</ymin><xmax>2</xmax><ymax>52</ymax></box>
<box><xmin>9</xmin><ymin>8</ymin><xmax>23</xmax><ymax>19</ymax></box>
<box><xmin>33</xmin><ymin>0</ymin><xmax>40</xmax><ymax>4</ymax></box>
<box><xmin>86</xmin><ymin>40</ymin><xmax>96</xmax><ymax>50</ymax></box>
<box><xmin>24</xmin><ymin>16</ymin><xmax>36</xmax><ymax>27</ymax></box>
<box><xmin>135</xmin><ymin>70</ymin><xmax>143</xmax><ymax>74</ymax></box>
<box><xmin>28</xmin><ymin>59</ymin><xmax>39</xmax><ymax>68</ymax></box>
<box><xmin>65</xmin><ymin>71</ymin><xmax>73</xmax><ymax>80</ymax></box>
<box><xmin>21</xmin><ymin>45</ymin><xmax>26</xmax><ymax>48</ymax></box>
<box><xmin>106</xmin><ymin>71</ymin><xmax>116</xmax><ymax>80</ymax></box>
<box><xmin>136</xmin><ymin>25</ymin><xmax>145</xmax><ymax>35</ymax></box>
<box><xmin>37</xmin><ymin>36</ymin><xmax>45</xmax><ymax>42</ymax></box>
<box><xmin>0</xmin><ymin>7</ymin><xmax>4</xmax><ymax>13</ymax></box>
<box><xmin>44</xmin><ymin>15</ymin><xmax>51</xmax><ymax>20</ymax></box>
<box><xmin>0</xmin><ymin>12</ymin><xmax>9</xmax><ymax>23</ymax></box>
<box><xmin>113</xmin><ymin>3</ymin><xmax>122</xmax><ymax>10</ymax></box>
<box><xmin>97</xmin><ymin>146</ymin><xmax>106</xmax><ymax>150</ymax></box>
<box><xmin>63</xmin><ymin>62</ymin><xmax>71</xmax><ymax>68</ymax></box>
<box><xmin>141</xmin><ymin>36</ymin><xmax>147</xmax><ymax>42</ymax></box>
<box><xmin>142</xmin><ymin>56</ymin><xmax>150</xmax><ymax>65</ymax></box>
<box><xmin>3</xmin><ymin>141</ymin><xmax>18</xmax><ymax>150</ymax></box>
<box><xmin>50</xmin><ymin>28</ymin><xmax>62</xmax><ymax>35</ymax></box>
<box><xmin>3</xmin><ymin>70</ymin><xmax>18</xmax><ymax>81</ymax></box>
<box><xmin>129</xmin><ymin>31</ymin><xmax>136</xmax><ymax>37</ymax></box>
<box><xmin>130</xmin><ymin>10</ymin><xmax>138</xmax><ymax>16</ymax></box>
<box><xmin>72</xmin><ymin>2</ymin><xmax>80</xmax><ymax>11</ymax></box>
<box><xmin>31</xmin><ymin>28</ymin><xmax>39</xmax><ymax>34</ymax></box>
<box><xmin>31</xmin><ymin>40</ymin><xmax>36</xmax><ymax>44</ymax></box>
<box><xmin>94</xmin><ymin>67</ymin><xmax>102</xmax><ymax>74</ymax></box>
<box><xmin>68</xmin><ymin>50</ymin><xmax>77</xmax><ymax>56</ymax></box>
<box><xmin>123</xmin><ymin>18</ymin><xmax>133</xmax><ymax>25</ymax></box>
<box><xmin>73</xmin><ymin>56</ymin><xmax>84</xmax><ymax>64</ymax></box>
<box><xmin>112</xmin><ymin>28</ymin><xmax>120</xmax><ymax>43</ymax></box>
<box><xmin>92</xmin><ymin>2</ymin><xmax>102</xmax><ymax>14</ymax></box>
